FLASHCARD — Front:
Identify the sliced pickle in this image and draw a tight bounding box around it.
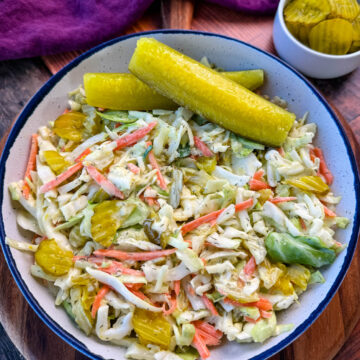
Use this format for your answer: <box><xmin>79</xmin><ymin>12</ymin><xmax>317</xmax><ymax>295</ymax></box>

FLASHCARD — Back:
<box><xmin>35</xmin><ymin>239</ymin><xmax>73</xmax><ymax>276</ymax></box>
<box><xmin>309</xmin><ymin>18</ymin><xmax>353</xmax><ymax>55</ymax></box>
<box><xmin>286</xmin><ymin>175</ymin><xmax>329</xmax><ymax>195</ymax></box>
<box><xmin>132</xmin><ymin>308</ymin><xmax>172</xmax><ymax>349</ymax></box>
<box><xmin>284</xmin><ymin>0</ymin><xmax>331</xmax><ymax>26</ymax></box>
<box><xmin>53</xmin><ymin>111</ymin><xmax>85</xmax><ymax>142</ymax></box>
<box><xmin>43</xmin><ymin>150</ymin><xmax>69</xmax><ymax>175</ymax></box>
<box><xmin>328</xmin><ymin>0</ymin><xmax>360</xmax><ymax>21</ymax></box>
<box><xmin>353</xmin><ymin>15</ymin><xmax>360</xmax><ymax>40</ymax></box>
<box><xmin>287</xmin><ymin>22</ymin><xmax>312</xmax><ymax>45</ymax></box>
<box><xmin>91</xmin><ymin>200</ymin><xmax>123</xmax><ymax>247</ymax></box>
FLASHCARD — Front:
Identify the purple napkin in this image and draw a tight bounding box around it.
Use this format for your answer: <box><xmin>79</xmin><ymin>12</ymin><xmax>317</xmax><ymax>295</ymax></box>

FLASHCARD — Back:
<box><xmin>0</xmin><ymin>0</ymin><xmax>279</xmax><ymax>61</ymax></box>
<box><xmin>0</xmin><ymin>0</ymin><xmax>153</xmax><ymax>61</ymax></box>
<box><xmin>208</xmin><ymin>0</ymin><xmax>279</xmax><ymax>14</ymax></box>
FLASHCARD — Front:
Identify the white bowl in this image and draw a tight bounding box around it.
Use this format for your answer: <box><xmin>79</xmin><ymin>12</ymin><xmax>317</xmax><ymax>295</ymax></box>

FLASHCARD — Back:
<box><xmin>0</xmin><ymin>30</ymin><xmax>359</xmax><ymax>360</ymax></box>
<box><xmin>273</xmin><ymin>0</ymin><xmax>360</xmax><ymax>79</ymax></box>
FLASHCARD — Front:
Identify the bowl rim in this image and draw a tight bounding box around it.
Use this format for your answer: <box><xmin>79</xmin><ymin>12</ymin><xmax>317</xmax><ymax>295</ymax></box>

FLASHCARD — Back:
<box><xmin>0</xmin><ymin>29</ymin><xmax>359</xmax><ymax>360</ymax></box>
<box><xmin>277</xmin><ymin>0</ymin><xmax>360</xmax><ymax>60</ymax></box>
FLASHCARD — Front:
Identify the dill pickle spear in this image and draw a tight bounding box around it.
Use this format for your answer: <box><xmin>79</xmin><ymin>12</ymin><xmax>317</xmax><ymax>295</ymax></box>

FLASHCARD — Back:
<box><xmin>83</xmin><ymin>70</ymin><xmax>264</xmax><ymax>111</ymax></box>
<box><xmin>128</xmin><ymin>38</ymin><xmax>295</xmax><ymax>146</ymax></box>
<box><xmin>328</xmin><ymin>0</ymin><xmax>360</xmax><ymax>21</ymax></box>
<box><xmin>309</xmin><ymin>19</ymin><xmax>353</xmax><ymax>55</ymax></box>
<box><xmin>221</xmin><ymin>69</ymin><xmax>264</xmax><ymax>91</ymax></box>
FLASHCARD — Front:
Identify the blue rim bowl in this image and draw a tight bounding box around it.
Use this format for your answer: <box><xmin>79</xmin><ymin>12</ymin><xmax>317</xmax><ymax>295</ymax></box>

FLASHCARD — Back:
<box><xmin>0</xmin><ymin>30</ymin><xmax>359</xmax><ymax>360</ymax></box>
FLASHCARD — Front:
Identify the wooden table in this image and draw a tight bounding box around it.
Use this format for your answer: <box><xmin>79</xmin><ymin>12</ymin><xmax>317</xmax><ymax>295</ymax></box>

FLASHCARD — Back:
<box><xmin>1</xmin><ymin>1</ymin><xmax>360</xmax><ymax>359</ymax></box>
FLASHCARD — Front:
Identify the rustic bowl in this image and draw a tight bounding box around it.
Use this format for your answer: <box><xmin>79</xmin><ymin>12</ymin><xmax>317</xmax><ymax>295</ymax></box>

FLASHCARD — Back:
<box><xmin>273</xmin><ymin>0</ymin><xmax>360</xmax><ymax>79</ymax></box>
<box><xmin>0</xmin><ymin>30</ymin><xmax>359</xmax><ymax>360</ymax></box>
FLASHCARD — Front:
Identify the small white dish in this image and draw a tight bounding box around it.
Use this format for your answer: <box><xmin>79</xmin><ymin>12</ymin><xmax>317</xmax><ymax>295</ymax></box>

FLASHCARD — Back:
<box><xmin>273</xmin><ymin>0</ymin><xmax>360</xmax><ymax>79</ymax></box>
<box><xmin>0</xmin><ymin>30</ymin><xmax>359</xmax><ymax>360</ymax></box>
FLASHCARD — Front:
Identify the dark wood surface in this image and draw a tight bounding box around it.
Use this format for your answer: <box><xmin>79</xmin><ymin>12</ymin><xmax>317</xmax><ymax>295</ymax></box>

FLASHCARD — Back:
<box><xmin>1</xmin><ymin>1</ymin><xmax>360</xmax><ymax>359</ymax></box>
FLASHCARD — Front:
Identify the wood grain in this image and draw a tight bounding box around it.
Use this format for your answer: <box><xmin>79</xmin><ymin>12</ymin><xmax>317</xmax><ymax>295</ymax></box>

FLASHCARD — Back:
<box><xmin>1</xmin><ymin>1</ymin><xmax>360</xmax><ymax>360</ymax></box>
<box><xmin>161</xmin><ymin>0</ymin><xmax>195</xmax><ymax>29</ymax></box>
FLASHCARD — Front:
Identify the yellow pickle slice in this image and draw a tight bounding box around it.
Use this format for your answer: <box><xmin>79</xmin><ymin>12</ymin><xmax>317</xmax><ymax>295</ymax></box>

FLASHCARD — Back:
<box><xmin>309</xmin><ymin>18</ymin><xmax>353</xmax><ymax>55</ymax></box>
<box><xmin>284</xmin><ymin>0</ymin><xmax>331</xmax><ymax>26</ymax></box>
<box><xmin>35</xmin><ymin>239</ymin><xmax>73</xmax><ymax>276</ymax></box>
<box><xmin>328</xmin><ymin>0</ymin><xmax>360</xmax><ymax>21</ymax></box>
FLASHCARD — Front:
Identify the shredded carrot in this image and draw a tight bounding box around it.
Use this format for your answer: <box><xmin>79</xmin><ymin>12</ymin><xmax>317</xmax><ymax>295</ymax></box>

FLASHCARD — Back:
<box><xmin>202</xmin><ymin>294</ymin><xmax>219</xmax><ymax>316</ymax></box>
<box><xmin>252</xmin><ymin>170</ymin><xmax>264</xmax><ymax>180</ymax></box>
<box><xmin>162</xmin><ymin>294</ymin><xmax>177</xmax><ymax>315</ymax></box>
<box><xmin>181</xmin><ymin>199</ymin><xmax>253</xmax><ymax>235</ymax></box>
<box><xmin>23</xmin><ymin>134</ymin><xmax>38</xmax><ymax>199</ymax></box>
<box><xmin>299</xmin><ymin>218</ymin><xmax>307</xmax><ymax>230</ymax></box>
<box><xmin>313</xmin><ymin>147</ymin><xmax>334</xmax><ymax>185</ymax></box>
<box><xmin>146</xmin><ymin>141</ymin><xmax>167</xmax><ymax>190</ymax></box>
<box><xmin>124</xmin><ymin>283</ymin><xmax>143</xmax><ymax>291</ymax></box>
<box><xmin>91</xmin><ymin>285</ymin><xmax>110</xmax><ymax>318</ymax></box>
<box><xmin>224</xmin><ymin>297</ymin><xmax>272</xmax><ymax>311</ymax></box>
<box><xmin>244</xmin><ymin>316</ymin><xmax>261</xmax><ymax>324</ymax></box>
<box><xmin>74</xmin><ymin>256</ymin><xmax>146</xmax><ymax>276</ymax></box>
<box><xmin>115</xmin><ymin>121</ymin><xmax>157</xmax><ymax>150</ymax></box>
<box><xmin>195</xmin><ymin>328</ymin><xmax>221</xmax><ymax>346</ymax></box>
<box><xmin>145</xmin><ymin>197</ymin><xmax>158</xmax><ymax>206</ymax></box>
<box><xmin>192</xmin><ymin>329</ymin><xmax>211</xmax><ymax>359</ymax></box>
<box><xmin>193</xmin><ymin>321</ymin><xmax>223</xmax><ymax>339</ymax></box>
<box><xmin>269</xmin><ymin>197</ymin><xmax>297</xmax><ymax>204</ymax></box>
<box><xmin>188</xmin><ymin>285</ymin><xmax>196</xmax><ymax>296</ymax></box>
<box><xmin>249</xmin><ymin>179</ymin><xmax>271</xmax><ymax>190</ymax></box>
<box><xmin>174</xmin><ymin>280</ymin><xmax>181</xmax><ymax>296</ymax></box>
<box><xmin>243</xmin><ymin>256</ymin><xmax>256</xmax><ymax>276</ymax></box>
<box><xmin>323</xmin><ymin>205</ymin><xmax>336</xmax><ymax>217</ymax></box>
<box><xmin>249</xmin><ymin>170</ymin><xmax>270</xmax><ymax>190</ymax></box>
<box><xmin>74</xmin><ymin>148</ymin><xmax>91</xmax><ymax>162</ymax></box>
<box><xmin>277</xmin><ymin>147</ymin><xmax>285</xmax><ymax>157</ymax></box>
<box><xmin>260</xmin><ymin>310</ymin><xmax>273</xmax><ymax>319</ymax></box>
<box><xmin>128</xmin><ymin>289</ymin><xmax>156</xmax><ymax>306</ymax></box>
<box><xmin>93</xmin><ymin>248</ymin><xmax>176</xmax><ymax>261</ymax></box>
<box><xmin>40</xmin><ymin>162</ymin><xmax>83</xmax><ymax>193</ymax></box>
<box><xmin>194</xmin><ymin>136</ymin><xmax>213</xmax><ymax>157</ymax></box>
<box><xmin>127</xmin><ymin>162</ymin><xmax>140</xmax><ymax>174</ymax></box>
<box><xmin>86</xmin><ymin>164</ymin><xmax>124</xmax><ymax>199</ymax></box>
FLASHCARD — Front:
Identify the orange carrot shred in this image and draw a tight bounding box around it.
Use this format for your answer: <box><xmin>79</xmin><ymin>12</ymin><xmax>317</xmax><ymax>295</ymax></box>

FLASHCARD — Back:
<box><xmin>40</xmin><ymin>162</ymin><xmax>83</xmax><ymax>193</ymax></box>
<box><xmin>162</xmin><ymin>294</ymin><xmax>177</xmax><ymax>315</ymax></box>
<box><xmin>174</xmin><ymin>280</ymin><xmax>181</xmax><ymax>296</ymax></box>
<box><xmin>313</xmin><ymin>147</ymin><xmax>334</xmax><ymax>185</ymax></box>
<box><xmin>244</xmin><ymin>256</ymin><xmax>256</xmax><ymax>276</ymax></box>
<box><xmin>192</xmin><ymin>329</ymin><xmax>210</xmax><ymax>359</ymax></box>
<box><xmin>74</xmin><ymin>148</ymin><xmax>91</xmax><ymax>162</ymax></box>
<box><xmin>194</xmin><ymin>136</ymin><xmax>213</xmax><ymax>157</ymax></box>
<box><xmin>23</xmin><ymin>134</ymin><xmax>38</xmax><ymax>199</ymax></box>
<box><xmin>86</xmin><ymin>164</ymin><xmax>124</xmax><ymax>199</ymax></box>
<box><xmin>202</xmin><ymin>294</ymin><xmax>219</xmax><ymax>316</ymax></box>
<box><xmin>115</xmin><ymin>121</ymin><xmax>157</xmax><ymax>150</ymax></box>
<box><xmin>181</xmin><ymin>199</ymin><xmax>253</xmax><ymax>235</ymax></box>
<box><xmin>269</xmin><ymin>197</ymin><xmax>297</xmax><ymax>204</ymax></box>
<box><xmin>93</xmin><ymin>248</ymin><xmax>176</xmax><ymax>261</ymax></box>
<box><xmin>323</xmin><ymin>205</ymin><xmax>336</xmax><ymax>217</ymax></box>
<box><xmin>91</xmin><ymin>285</ymin><xmax>110</xmax><ymax>318</ymax></box>
<box><xmin>146</xmin><ymin>141</ymin><xmax>167</xmax><ymax>190</ymax></box>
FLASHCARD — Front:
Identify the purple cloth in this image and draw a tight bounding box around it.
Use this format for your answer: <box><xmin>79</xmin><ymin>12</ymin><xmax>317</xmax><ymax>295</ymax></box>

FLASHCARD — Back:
<box><xmin>0</xmin><ymin>0</ymin><xmax>279</xmax><ymax>61</ymax></box>
<box><xmin>0</xmin><ymin>0</ymin><xmax>153</xmax><ymax>60</ymax></box>
<box><xmin>208</xmin><ymin>0</ymin><xmax>279</xmax><ymax>14</ymax></box>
